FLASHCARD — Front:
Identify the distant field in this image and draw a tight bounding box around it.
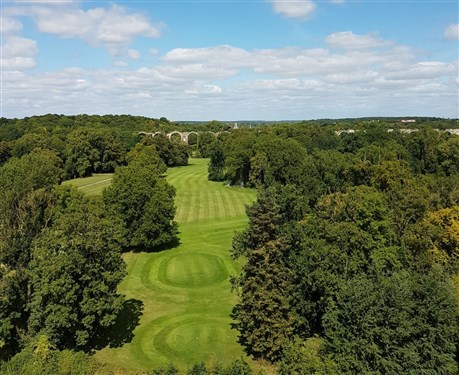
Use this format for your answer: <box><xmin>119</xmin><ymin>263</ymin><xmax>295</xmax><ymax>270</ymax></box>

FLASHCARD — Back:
<box><xmin>94</xmin><ymin>159</ymin><xmax>256</xmax><ymax>371</ymax></box>
<box><xmin>62</xmin><ymin>173</ymin><xmax>113</xmax><ymax>195</ymax></box>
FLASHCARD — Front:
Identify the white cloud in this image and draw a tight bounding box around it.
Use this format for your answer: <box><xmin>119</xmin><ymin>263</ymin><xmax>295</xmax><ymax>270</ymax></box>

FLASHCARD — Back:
<box><xmin>270</xmin><ymin>0</ymin><xmax>316</xmax><ymax>20</ymax></box>
<box><xmin>326</xmin><ymin>31</ymin><xmax>390</xmax><ymax>49</ymax></box>
<box><xmin>244</xmin><ymin>79</ymin><xmax>323</xmax><ymax>91</ymax></box>
<box><xmin>384</xmin><ymin>62</ymin><xmax>456</xmax><ymax>80</ymax></box>
<box><xmin>444</xmin><ymin>24</ymin><xmax>459</xmax><ymax>40</ymax></box>
<box><xmin>112</xmin><ymin>60</ymin><xmax>128</xmax><ymax>67</ymax></box>
<box><xmin>149</xmin><ymin>48</ymin><xmax>159</xmax><ymax>55</ymax></box>
<box><xmin>250</xmin><ymin>47</ymin><xmax>401</xmax><ymax>77</ymax></box>
<box><xmin>185</xmin><ymin>85</ymin><xmax>223</xmax><ymax>95</ymax></box>
<box><xmin>2</xmin><ymin>31</ymin><xmax>457</xmax><ymax>119</ymax></box>
<box><xmin>6</xmin><ymin>4</ymin><xmax>161</xmax><ymax>54</ymax></box>
<box><xmin>324</xmin><ymin>71</ymin><xmax>379</xmax><ymax>84</ymax></box>
<box><xmin>162</xmin><ymin>45</ymin><xmax>250</xmax><ymax>67</ymax></box>
<box><xmin>156</xmin><ymin>63</ymin><xmax>239</xmax><ymax>81</ymax></box>
<box><xmin>128</xmin><ymin>49</ymin><xmax>141</xmax><ymax>59</ymax></box>
<box><xmin>1</xmin><ymin>36</ymin><xmax>38</xmax><ymax>70</ymax></box>
<box><xmin>0</xmin><ymin>17</ymin><xmax>23</xmax><ymax>33</ymax></box>
<box><xmin>3</xmin><ymin>63</ymin><xmax>458</xmax><ymax>119</ymax></box>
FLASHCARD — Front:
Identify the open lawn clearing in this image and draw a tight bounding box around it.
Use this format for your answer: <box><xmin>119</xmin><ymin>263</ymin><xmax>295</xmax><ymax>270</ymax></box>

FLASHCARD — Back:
<box><xmin>95</xmin><ymin>159</ymin><xmax>256</xmax><ymax>371</ymax></box>
<box><xmin>62</xmin><ymin>173</ymin><xmax>113</xmax><ymax>195</ymax></box>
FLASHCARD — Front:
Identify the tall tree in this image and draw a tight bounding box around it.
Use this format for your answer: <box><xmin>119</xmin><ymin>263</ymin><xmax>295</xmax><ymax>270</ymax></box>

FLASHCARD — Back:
<box><xmin>292</xmin><ymin>186</ymin><xmax>398</xmax><ymax>336</ymax></box>
<box><xmin>208</xmin><ymin>140</ymin><xmax>225</xmax><ymax>181</ymax></box>
<box><xmin>103</xmin><ymin>148</ymin><xmax>177</xmax><ymax>249</ymax></box>
<box><xmin>27</xmin><ymin>186</ymin><xmax>126</xmax><ymax>348</ymax></box>
<box><xmin>232</xmin><ymin>237</ymin><xmax>298</xmax><ymax>362</ymax></box>
<box><xmin>0</xmin><ymin>149</ymin><xmax>63</xmax><ymax>358</ymax></box>
<box><xmin>232</xmin><ymin>189</ymin><xmax>299</xmax><ymax>361</ymax></box>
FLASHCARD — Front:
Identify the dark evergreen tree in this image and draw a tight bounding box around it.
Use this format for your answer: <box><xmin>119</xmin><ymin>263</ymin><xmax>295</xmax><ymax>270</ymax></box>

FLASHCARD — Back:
<box><xmin>232</xmin><ymin>238</ymin><xmax>298</xmax><ymax>362</ymax></box>
<box><xmin>231</xmin><ymin>189</ymin><xmax>298</xmax><ymax>362</ymax></box>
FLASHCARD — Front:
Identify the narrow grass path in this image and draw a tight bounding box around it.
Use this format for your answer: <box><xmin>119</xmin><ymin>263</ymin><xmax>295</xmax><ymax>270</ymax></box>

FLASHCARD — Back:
<box><xmin>95</xmin><ymin>159</ymin><xmax>256</xmax><ymax>372</ymax></box>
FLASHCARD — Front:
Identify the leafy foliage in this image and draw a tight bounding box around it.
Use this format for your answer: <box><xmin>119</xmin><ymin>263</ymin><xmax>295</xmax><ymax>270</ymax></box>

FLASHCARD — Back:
<box><xmin>0</xmin><ymin>150</ymin><xmax>63</xmax><ymax>358</ymax></box>
<box><xmin>27</xmin><ymin>186</ymin><xmax>126</xmax><ymax>348</ymax></box>
<box><xmin>208</xmin><ymin>140</ymin><xmax>226</xmax><ymax>181</ymax></box>
<box><xmin>278</xmin><ymin>337</ymin><xmax>338</xmax><ymax>375</ymax></box>
<box><xmin>323</xmin><ymin>270</ymin><xmax>459</xmax><ymax>374</ymax></box>
<box><xmin>1</xmin><ymin>335</ymin><xmax>100</xmax><ymax>375</ymax></box>
<box><xmin>103</xmin><ymin>146</ymin><xmax>177</xmax><ymax>249</ymax></box>
<box><xmin>148</xmin><ymin>134</ymin><xmax>190</xmax><ymax>167</ymax></box>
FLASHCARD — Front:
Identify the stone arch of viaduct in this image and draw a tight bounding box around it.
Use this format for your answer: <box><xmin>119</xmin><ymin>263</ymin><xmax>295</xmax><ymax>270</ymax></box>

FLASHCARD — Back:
<box><xmin>138</xmin><ymin>130</ymin><xmax>228</xmax><ymax>144</ymax></box>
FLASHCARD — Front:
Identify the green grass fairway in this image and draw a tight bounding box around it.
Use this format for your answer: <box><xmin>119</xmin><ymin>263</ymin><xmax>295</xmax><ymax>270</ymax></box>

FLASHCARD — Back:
<box><xmin>95</xmin><ymin>158</ymin><xmax>256</xmax><ymax>371</ymax></box>
<box><xmin>62</xmin><ymin>173</ymin><xmax>113</xmax><ymax>195</ymax></box>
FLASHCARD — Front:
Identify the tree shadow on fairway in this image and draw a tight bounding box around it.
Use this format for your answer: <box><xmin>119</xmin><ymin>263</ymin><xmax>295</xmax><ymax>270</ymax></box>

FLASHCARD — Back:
<box><xmin>92</xmin><ymin>298</ymin><xmax>144</xmax><ymax>350</ymax></box>
<box><xmin>130</xmin><ymin>236</ymin><xmax>181</xmax><ymax>253</ymax></box>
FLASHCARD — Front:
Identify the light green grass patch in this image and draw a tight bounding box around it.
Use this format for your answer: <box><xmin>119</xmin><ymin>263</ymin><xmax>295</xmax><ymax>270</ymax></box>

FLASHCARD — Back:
<box><xmin>95</xmin><ymin>159</ymin><xmax>256</xmax><ymax>371</ymax></box>
<box><xmin>62</xmin><ymin>173</ymin><xmax>113</xmax><ymax>195</ymax></box>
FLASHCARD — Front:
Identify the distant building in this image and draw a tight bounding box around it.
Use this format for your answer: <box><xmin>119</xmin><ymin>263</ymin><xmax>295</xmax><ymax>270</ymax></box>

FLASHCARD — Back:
<box><xmin>400</xmin><ymin>119</ymin><xmax>416</xmax><ymax>123</ymax></box>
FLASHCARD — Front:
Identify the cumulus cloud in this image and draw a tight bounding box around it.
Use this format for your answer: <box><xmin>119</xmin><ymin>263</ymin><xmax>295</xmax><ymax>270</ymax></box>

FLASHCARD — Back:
<box><xmin>6</xmin><ymin>3</ymin><xmax>161</xmax><ymax>54</ymax></box>
<box><xmin>270</xmin><ymin>0</ymin><xmax>316</xmax><ymax>20</ymax></box>
<box><xmin>128</xmin><ymin>49</ymin><xmax>141</xmax><ymax>59</ymax></box>
<box><xmin>3</xmin><ymin>62</ymin><xmax>458</xmax><ymax>119</ymax></box>
<box><xmin>1</xmin><ymin>36</ymin><xmax>38</xmax><ymax>70</ymax></box>
<box><xmin>444</xmin><ymin>24</ymin><xmax>459</xmax><ymax>40</ymax></box>
<box><xmin>0</xmin><ymin>17</ymin><xmax>23</xmax><ymax>33</ymax></box>
<box><xmin>384</xmin><ymin>62</ymin><xmax>456</xmax><ymax>80</ymax></box>
<box><xmin>162</xmin><ymin>45</ymin><xmax>250</xmax><ymax>66</ymax></box>
<box><xmin>185</xmin><ymin>85</ymin><xmax>223</xmax><ymax>95</ymax></box>
<box><xmin>323</xmin><ymin>71</ymin><xmax>379</xmax><ymax>84</ymax></box>
<box><xmin>2</xmin><ymin>30</ymin><xmax>458</xmax><ymax>119</ymax></box>
<box><xmin>112</xmin><ymin>60</ymin><xmax>128</xmax><ymax>67</ymax></box>
<box><xmin>326</xmin><ymin>31</ymin><xmax>390</xmax><ymax>49</ymax></box>
<box><xmin>156</xmin><ymin>63</ymin><xmax>239</xmax><ymax>81</ymax></box>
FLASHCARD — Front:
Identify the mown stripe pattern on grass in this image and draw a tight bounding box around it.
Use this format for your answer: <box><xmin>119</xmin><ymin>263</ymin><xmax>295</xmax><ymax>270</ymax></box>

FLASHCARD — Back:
<box><xmin>167</xmin><ymin>161</ymin><xmax>254</xmax><ymax>223</ymax></box>
<box><xmin>94</xmin><ymin>159</ymin><xmax>256</xmax><ymax>371</ymax></box>
<box><xmin>62</xmin><ymin>173</ymin><xmax>113</xmax><ymax>195</ymax></box>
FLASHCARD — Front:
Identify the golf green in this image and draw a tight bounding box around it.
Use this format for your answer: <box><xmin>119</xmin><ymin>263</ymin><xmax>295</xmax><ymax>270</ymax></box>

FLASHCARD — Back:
<box><xmin>94</xmin><ymin>158</ymin><xmax>256</xmax><ymax>371</ymax></box>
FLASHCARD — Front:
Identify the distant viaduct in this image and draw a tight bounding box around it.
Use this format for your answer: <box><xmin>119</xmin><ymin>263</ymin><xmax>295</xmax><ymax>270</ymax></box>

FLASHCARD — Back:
<box><xmin>139</xmin><ymin>129</ymin><xmax>459</xmax><ymax>144</ymax></box>
<box><xmin>138</xmin><ymin>130</ymin><xmax>227</xmax><ymax>143</ymax></box>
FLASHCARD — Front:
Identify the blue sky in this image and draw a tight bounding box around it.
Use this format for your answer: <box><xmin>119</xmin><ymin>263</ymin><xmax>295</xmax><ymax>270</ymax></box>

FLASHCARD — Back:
<box><xmin>1</xmin><ymin>0</ymin><xmax>458</xmax><ymax>120</ymax></box>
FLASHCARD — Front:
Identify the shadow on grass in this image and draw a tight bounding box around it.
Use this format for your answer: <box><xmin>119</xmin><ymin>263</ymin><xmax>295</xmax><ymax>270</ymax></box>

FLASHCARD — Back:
<box><xmin>129</xmin><ymin>236</ymin><xmax>181</xmax><ymax>253</ymax></box>
<box><xmin>92</xmin><ymin>298</ymin><xmax>144</xmax><ymax>350</ymax></box>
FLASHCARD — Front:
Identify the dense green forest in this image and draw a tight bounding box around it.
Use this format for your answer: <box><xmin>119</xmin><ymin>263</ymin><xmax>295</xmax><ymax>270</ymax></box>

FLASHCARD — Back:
<box><xmin>209</xmin><ymin>121</ymin><xmax>459</xmax><ymax>373</ymax></box>
<box><xmin>1</xmin><ymin>114</ymin><xmax>458</xmax><ymax>374</ymax></box>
